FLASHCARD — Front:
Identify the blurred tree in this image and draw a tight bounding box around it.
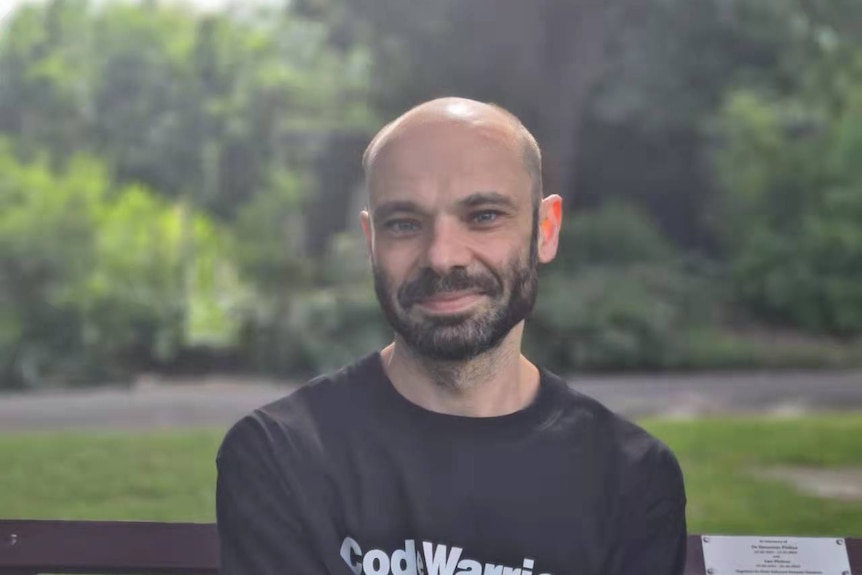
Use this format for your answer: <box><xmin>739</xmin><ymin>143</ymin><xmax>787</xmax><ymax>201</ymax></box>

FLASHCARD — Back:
<box><xmin>0</xmin><ymin>0</ymin><xmax>373</xmax><ymax>221</ymax></box>
<box><xmin>291</xmin><ymin>0</ymin><xmax>862</xmax><ymax>252</ymax></box>
<box><xmin>0</xmin><ymin>1</ymin><xmax>376</xmax><ymax>383</ymax></box>
<box><xmin>0</xmin><ymin>141</ymin><xmax>243</xmax><ymax>389</ymax></box>
<box><xmin>585</xmin><ymin>0</ymin><xmax>862</xmax><ymax>249</ymax></box>
<box><xmin>2</xmin><ymin>0</ymin><xmax>861</xmax><ymax>383</ymax></box>
<box><xmin>293</xmin><ymin>0</ymin><xmax>608</xmax><ymax>202</ymax></box>
<box><xmin>528</xmin><ymin>203</ymin><xmax>716</xmax><ymax>371</ymax></box>
<box><xmin>0</xmin><ymin>143</ymin><xmax>101</xmax><ymax>388</ymax></box>
<box><xmin>0</xmin><ymin>0</ymin><xmax>94</xmax><ymax>166</ymax></box>
<box><xmin>711</xmin><ymin>42</ymin><xmax>862</xmax><ymax>334</ymax></box>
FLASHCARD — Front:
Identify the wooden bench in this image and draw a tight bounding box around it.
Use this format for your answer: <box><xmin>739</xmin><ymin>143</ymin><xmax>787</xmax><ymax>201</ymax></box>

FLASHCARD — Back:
<box><xmin>0</xmin><ymin>520</ymin><xmax>859</xmax><ymax>574</ymax></box>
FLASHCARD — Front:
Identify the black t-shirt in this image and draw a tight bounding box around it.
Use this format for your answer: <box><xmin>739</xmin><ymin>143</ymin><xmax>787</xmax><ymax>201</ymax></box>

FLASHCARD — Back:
<box><xmin>216</xmin><ymin>352</ymin><xmax>687</xmax><ymax>575</ymax></box>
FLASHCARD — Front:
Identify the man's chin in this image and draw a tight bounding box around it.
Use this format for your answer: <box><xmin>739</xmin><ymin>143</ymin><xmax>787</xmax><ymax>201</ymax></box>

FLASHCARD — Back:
<box><xmin>399</xmin><ymin>336</ymin><xmax>490</xmax><ymax>362</ymax></box>
<box><xmin>393</xmin><ymin>318</ymin><xmax>507</xmax><ymax>361</ymax></box>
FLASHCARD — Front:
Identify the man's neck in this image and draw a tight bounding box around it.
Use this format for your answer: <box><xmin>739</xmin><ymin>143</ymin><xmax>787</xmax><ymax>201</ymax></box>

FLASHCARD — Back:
<box><xmin>379</xmin><ymin>327</ymin><xmax>540</xmax><ymax>417</ymax></box>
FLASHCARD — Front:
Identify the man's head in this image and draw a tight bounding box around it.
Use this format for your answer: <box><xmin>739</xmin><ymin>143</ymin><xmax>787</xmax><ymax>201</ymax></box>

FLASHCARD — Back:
<box><xmin>360</xmin><ymin>97</ymin><xmax>562</xmax><ymax>362</ymax></box>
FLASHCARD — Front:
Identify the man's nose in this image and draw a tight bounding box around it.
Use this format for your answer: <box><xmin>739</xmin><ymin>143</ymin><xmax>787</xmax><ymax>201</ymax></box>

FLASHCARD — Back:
<box><xmin>425</xmin><ymin>219</ymin><xmax>472</xmax><ymax>276</ymax></box>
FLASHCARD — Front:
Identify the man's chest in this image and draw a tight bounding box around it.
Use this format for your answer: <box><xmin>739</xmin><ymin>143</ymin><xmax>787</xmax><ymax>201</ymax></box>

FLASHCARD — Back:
<box><xmin>321</xmin><ymin>432</ymin><xmax>619</xmax><ymax>575</ymax></box>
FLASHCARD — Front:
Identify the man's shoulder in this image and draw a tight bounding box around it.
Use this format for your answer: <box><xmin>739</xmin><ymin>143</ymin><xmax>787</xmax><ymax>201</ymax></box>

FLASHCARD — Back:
<box><xmin>218</xmin><ymin>353</ymin><xmax>380</xmax><ymax>457</ymax></box>
<box><xmin>265</xmin><ymin>352</ymin><xmax>378</xmax><ymax>416</ymax></box>
<box><xmin>541</xmin><ymin>368</ymin><xmax>681</xmax><ymax>475</ymax></box>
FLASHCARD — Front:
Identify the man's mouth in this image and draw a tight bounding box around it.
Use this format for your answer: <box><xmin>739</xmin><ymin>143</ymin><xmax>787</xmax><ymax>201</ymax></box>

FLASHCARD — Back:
<box><xmin>414</xmin><ymin>290</ymin><xmax>485</xmax><ymax>314</ymax></box>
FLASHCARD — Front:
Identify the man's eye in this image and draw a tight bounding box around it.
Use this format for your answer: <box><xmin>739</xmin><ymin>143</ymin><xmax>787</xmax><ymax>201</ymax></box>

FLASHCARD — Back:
<box><xmin>472</xmin><ymin>210</ymin><xmax>501</xmax><ymax>224</ymax></box>
<box><xmin>385</xmin><ymin>220</ymin><xmax>420</xmax><ymax>234</ymax></box>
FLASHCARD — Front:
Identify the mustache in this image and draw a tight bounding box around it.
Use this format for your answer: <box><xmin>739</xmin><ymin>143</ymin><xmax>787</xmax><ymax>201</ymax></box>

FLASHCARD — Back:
<box><xmin>398</xmin><ymin>268</ymin><xmax>502</xmax><ymax>308</ymax></box>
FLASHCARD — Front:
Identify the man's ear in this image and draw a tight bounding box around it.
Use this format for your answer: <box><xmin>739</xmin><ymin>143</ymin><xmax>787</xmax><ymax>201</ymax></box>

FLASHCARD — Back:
<box><xmin>360</xmin><ymin>210</ymin><xmax>373</xmax><ymax>257</ymax></box>
<box><xmin>537</xmin><ymin>194</ymin><xmax>563</xmax><ymax>264</ymax></box>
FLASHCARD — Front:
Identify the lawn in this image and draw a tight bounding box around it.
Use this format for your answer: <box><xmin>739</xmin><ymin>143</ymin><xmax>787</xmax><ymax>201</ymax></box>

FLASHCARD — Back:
<box><xmin>0</xmin><ymin>431</ymin><xmax>221</xmax><ymax>521</ymax></box>
<box><xmin>1</xmin><ymin>414</ymin><xmax>861</xmax><ymax>536</ymax></box>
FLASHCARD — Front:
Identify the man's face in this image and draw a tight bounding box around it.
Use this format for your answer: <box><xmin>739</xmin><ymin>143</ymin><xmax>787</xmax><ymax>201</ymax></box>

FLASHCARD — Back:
<box><xmin>363</xmin><ymin>120</ymin><xmax>539</xmax><ymax>361</ymax></box>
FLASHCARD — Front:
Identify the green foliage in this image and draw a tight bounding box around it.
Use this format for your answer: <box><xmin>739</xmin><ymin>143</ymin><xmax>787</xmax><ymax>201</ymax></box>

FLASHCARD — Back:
<box><xmin>527</xmin><ymin>203</ymin><xmax>716</xmax><ymax>371</ymax></box>
<box><xmin>0</xmin><ymin>143</ymin><xmax>244</xmax><ymax>389</ymax></box>
<box><xmin>0</xmin><ymin>0</ymin><xmax>373</xmax><ymax>219</ymax></box>
<box><xmin>597</xmin><ymin>0</ymin><xmax>793</xmax><ymax>129</ymax></box>
<box><xmin>528</xmin><ymin>263</ymin><xmax>712</xmax><ymax>371</ymax></box>
<box><xmin>239</xmin><ymin>233</ymin><xmax>389</xmax><ymax>377</ymax></box>
<box><xmin>77</xmin><ymin>186</ymin><xmax>247</xmax><ymax>360</ymax></box>
<box><xmin>0</xmin><ymin>0</ymin><xmax>377</xmax><ymax>387</ymax></box>
<box><xmin>670</xmin><ymin>328</ymin><xmax>862</xmax><ymax>371</ymax></box>
<box><xmin>3</xmin><ymin>0</ymin><xmax>862</xmax><ymax>382</ymax></box>
<box><xmin>284</xmin><ymin>286</ymin><xmax>389</xmax><ymax>375</ymax></box>
<box><xmin>712</xmin><ymin>70</ymin><xmax>862</xmax><ymax>334</ymax></box>
<box><xmin>551</xmin><ymin>201</ymin><xmax>674</xmax><ymax>272</ymax></box>
<box><xmin>0</xmin><ymin>146</ymin><xmax>105</xmax><ymax>387</ymax></box>
<box><xmin>232</xmin><ymin>170</ymin><xmax>311</xmax><ymax>295</ymax></box>
<box><xmin>586</xmin><ymin>0</ymin><xmax>862</xmax><ymax>250</ymax></box>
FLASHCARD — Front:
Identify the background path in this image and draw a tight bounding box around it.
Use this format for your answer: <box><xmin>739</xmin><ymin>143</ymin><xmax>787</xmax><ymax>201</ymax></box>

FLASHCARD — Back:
<box><xmin>1</xmin><ymin>370</ymin><xmax>861</xmax><ymax>431</ymax></box>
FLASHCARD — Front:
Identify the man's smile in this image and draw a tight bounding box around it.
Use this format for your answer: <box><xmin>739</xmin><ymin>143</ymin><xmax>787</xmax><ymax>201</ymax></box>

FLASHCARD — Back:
<box><xmin>413</xmin><ymin>290</ymin><xmax>486</xmax><ymax>314</ymax></box>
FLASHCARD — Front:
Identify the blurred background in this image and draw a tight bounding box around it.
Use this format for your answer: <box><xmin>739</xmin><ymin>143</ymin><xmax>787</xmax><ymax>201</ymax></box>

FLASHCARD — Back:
<box><xmin>1</xmin><ymin>0</ymin><xmax>861</xmax><ymax>536</ymax></box>
<box><xmin>2</xmin><ymin>0</ymin><xmax>862</xmax><ymax>387</ymax></box>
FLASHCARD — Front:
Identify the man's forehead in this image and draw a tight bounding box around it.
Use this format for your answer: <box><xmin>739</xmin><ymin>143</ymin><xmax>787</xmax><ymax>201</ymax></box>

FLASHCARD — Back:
<box><xmin>368</xmin><ymin>122</ymin><xmax>524</xmax><ymax>187</ymax></box>
<box><xmin>366</xmin><ymin>150</ymin><xmax>529</xmax><ymax>212</ymax></box>
<box><xmin>364</xmin><ymin>99</ymin><xmax>534</xmax><ymax>209</ymax></box>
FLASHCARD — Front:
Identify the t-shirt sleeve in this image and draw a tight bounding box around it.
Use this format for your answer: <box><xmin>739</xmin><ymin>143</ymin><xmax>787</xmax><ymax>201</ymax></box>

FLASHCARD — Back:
<box><xmin>607</xmin><ymin>442</ymin><xmax>688</xmax><ymax>575</ymax></box>
<box><xmin>216</xmin><ymin>416</ymin><xmax>336</xmax><ymax>575</ymax></box>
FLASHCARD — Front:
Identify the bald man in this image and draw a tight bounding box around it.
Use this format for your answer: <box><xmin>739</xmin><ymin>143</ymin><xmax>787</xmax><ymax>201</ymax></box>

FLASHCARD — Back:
<box><xmin>216</xmin><ymin>98</ymin><xmax>687</xmax><ymax>575</ymax></box>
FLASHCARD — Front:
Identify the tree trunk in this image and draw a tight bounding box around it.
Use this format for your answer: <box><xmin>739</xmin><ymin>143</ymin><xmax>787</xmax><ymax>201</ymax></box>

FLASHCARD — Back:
<box><xmin>538</xmin><ymin>0</ymin><xmax>607</xmax><ymax>203</ymax></box>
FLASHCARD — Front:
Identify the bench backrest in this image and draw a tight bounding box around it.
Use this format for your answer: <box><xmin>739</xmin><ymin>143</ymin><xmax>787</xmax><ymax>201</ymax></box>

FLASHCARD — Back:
<box><xmin>1</xmin><ymin>520</ymin><xmax>859</xmax><ymax>575</ymax></box>
<box><xmin>0</xmin><ymin>520</ymin><xmax>217</xmax><ymax>575</ymax></box>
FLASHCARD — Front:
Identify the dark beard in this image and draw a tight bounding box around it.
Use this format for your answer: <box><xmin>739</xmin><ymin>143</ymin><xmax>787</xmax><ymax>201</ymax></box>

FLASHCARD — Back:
<box><xmin>373</xmin><ymin>230</ymin><xmax>538</xmax><ymax>362</ymax></box>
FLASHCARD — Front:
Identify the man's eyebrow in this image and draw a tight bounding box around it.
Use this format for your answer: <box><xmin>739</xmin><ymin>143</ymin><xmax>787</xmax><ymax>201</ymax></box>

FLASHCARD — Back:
<box><xmin>373</xmin><ymin>200</ymin><xmax>424</xmax><ymax>221</ymax></box>
<box><xmin>458</xmin><ymin>191</ymin><xmax>517</xmax><ymax>209</ymax></box>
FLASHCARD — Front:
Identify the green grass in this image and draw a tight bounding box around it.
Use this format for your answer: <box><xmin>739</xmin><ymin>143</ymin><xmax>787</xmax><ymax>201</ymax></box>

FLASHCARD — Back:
<box><xmin>643</xmin><ymin>414</ymin><xmax>862</xmax><ymax>537</ymax></box>
<box><xmin>0</xmin><ymin>431</ymin><xmax>223</xmax><ymax>521</ymax></box>
<box><xmin>1</xmin><ymin>415</ymin><xmax>861</xmax><ymax>536</ymax></box>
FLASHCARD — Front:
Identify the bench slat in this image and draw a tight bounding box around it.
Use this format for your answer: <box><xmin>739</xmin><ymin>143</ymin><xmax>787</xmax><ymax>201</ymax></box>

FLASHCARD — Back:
<box><xmin>0</xmin><ymin>520</ymin><xmax>218</xmax><ymax>575</ymax></box>
<box><xmin>0</xmin><ymin>520</ymin><xmax>859</xmax><ymax>575</ymax></box>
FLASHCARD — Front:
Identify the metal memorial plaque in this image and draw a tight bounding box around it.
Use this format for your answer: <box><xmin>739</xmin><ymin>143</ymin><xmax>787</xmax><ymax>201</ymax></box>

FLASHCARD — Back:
<box><xmin>701</xmin><ymin>536</ymin><xmax>852</xmax><ymax>575</ymax></box>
